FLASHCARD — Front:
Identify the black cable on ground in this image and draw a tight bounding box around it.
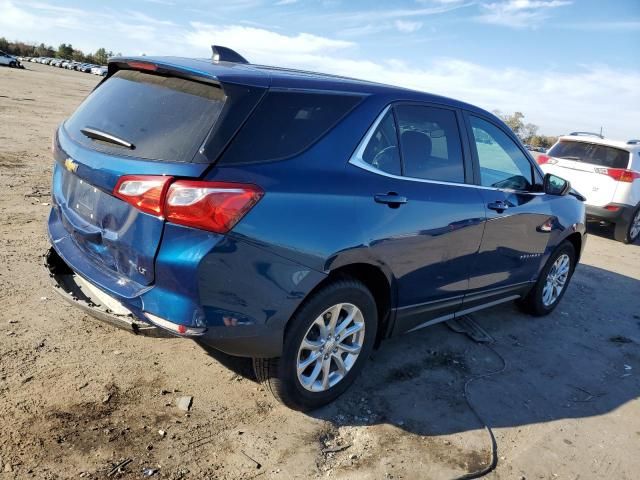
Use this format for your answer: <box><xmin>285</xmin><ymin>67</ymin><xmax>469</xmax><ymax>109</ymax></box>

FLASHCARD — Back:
<box><xmin>451</xmin><ymin>337</ymin><xmax>507</xmax><ymax>480</ymax></box>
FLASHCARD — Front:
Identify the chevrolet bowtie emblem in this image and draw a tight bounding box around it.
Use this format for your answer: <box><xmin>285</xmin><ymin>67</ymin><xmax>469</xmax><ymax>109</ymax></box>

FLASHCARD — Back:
<box><xmin>64</xmin><ymin>158</ymin><xmax>79</xmax><ymax>173</ymax></box>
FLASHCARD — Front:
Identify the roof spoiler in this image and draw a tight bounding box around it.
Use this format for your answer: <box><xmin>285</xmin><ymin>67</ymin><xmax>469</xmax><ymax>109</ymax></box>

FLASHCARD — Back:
<box><xmin>211</xmin><ymin>45</ymin><xmax>249</xmax><ymax>64</ymax></box>
<box><xmin>569</xmin><ymin>131</ymin><xmax>604</xmax><ymax>139</ymax></box>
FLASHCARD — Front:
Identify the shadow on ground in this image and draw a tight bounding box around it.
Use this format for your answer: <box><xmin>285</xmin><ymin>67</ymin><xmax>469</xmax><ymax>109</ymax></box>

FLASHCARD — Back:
<box><xmin>201</xmin><ymin>264</ymin><xmax>640</xmax><ymax>439</ymax></box>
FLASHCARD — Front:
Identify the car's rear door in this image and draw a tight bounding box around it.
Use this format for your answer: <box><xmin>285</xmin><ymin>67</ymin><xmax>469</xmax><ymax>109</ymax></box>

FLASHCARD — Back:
<box><xmin>350</xmin><ymin>103</ymin><xmax>485</xmax><ymax>334</ymax></box>
<box><xmin>462</xmin><ymin>113</ymin><xmax>554</xmax><ymax>309</ymax></box>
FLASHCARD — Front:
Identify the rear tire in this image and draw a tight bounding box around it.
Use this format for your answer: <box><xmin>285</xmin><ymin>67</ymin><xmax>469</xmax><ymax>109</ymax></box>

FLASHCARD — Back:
<box><xmin>614</xmin><ymin>206</ymin><xmax>640</xmax><ymax>244</ymax></box>
<box><xmin>519</xmin><ymin>241</ymin><xmax>576</xmax><ymax>316</ymax></box>
<box><xmin>9</xmin><ymin>61</ymin><xmax>16</xmax><ymax>68</ymax></box>
<box><xmin>254</xmin><ymin>278</ymin><xmax>377</xmax><ymax>411</ymax></box>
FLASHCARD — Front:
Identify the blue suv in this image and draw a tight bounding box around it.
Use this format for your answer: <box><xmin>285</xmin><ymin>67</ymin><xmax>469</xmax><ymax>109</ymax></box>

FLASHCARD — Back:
<box><xmin>46</xmin><ymin>46</ymin><xmax>586</xmax><ymax>409</ymax></box>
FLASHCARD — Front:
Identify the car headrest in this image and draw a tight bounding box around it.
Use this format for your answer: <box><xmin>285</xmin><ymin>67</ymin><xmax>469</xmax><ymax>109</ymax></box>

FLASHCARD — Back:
<box><xmin>401</xmin><ymin>131</ymin><xmax>432</xmax><ymax>159</ymax></box>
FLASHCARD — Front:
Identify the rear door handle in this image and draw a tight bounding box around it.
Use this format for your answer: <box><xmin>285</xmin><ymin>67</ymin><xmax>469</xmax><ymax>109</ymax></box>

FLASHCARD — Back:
<box><xmin>374</xmin><ymin>193</ymin><xmax>408</xmax><ymax>207</ymax></box>
<box><xmin>487</xmin><ymin>200</ymin><xmax>510</xmax><ymax>212</ymax></box>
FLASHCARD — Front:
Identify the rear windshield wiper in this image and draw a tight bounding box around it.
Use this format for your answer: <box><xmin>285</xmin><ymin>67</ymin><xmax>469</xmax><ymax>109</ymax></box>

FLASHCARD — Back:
<box><xmin>81</xmin><ymin>127</ymin><xmax>135</xmax><ymax>150</ymax></box>
<box><xmin>558</xmin><ymin>155</ymin><xmax>582</xmax><ymax>160</ymax></box>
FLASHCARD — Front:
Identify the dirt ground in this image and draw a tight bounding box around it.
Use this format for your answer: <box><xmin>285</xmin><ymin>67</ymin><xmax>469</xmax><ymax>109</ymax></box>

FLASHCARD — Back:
<box><xmin>0</xmin><ymin>62</ymin><xmax>639</xmax><ymax>480</ymax></box>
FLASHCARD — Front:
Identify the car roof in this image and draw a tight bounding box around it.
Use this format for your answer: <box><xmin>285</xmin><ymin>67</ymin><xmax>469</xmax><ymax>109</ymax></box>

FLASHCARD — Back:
<box><xmin>109</xmin><ymin>55</ymin><xmax>496</xmax><ymax>118</ymax></box>
<box><xmin>557</xmin><ymin>134</ymin><xmax>640</xmax><ymax>153</ymax></box>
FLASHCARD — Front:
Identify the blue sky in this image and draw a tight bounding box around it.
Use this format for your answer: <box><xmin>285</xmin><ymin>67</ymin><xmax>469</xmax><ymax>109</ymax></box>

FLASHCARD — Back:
<box><xmin>1</xmin><ymin>0</ymin><xmax>639</xmax><ymax>138</ymax></box>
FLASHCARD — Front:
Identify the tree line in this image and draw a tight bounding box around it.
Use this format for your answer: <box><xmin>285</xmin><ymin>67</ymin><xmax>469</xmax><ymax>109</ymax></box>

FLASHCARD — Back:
<box><xmin>493</xmin><ymin>110</ymin><xmax>558</xmax><ymax>149</ymax></box>
<box><xmin>0</xmin><ymin>37</ymin><xmax>121</xmax><ymax>66</ymax></box>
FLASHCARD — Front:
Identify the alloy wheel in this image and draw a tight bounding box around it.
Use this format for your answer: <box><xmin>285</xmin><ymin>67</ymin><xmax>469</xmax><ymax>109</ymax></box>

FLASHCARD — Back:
<box><xmin>542</xmin><ymin>253</ymin><xmax>571</xmax><ymax>307</ymax></box>
<box><xmin>296</xmin><ymin>303</ymin><xmax>366</xmax><ymax>392</ymax></box>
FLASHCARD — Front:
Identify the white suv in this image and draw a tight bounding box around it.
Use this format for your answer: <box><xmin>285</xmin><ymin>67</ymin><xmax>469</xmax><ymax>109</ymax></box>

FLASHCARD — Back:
<box><xmin>538</xmin><ymin>132</ymin><xmax>640</xmax><ymax>243</ymax></box>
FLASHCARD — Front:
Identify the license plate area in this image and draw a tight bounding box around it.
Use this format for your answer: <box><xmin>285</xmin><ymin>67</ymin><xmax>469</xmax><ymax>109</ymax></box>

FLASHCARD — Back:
<box><xmin>67</xmin><ymin>176</ymin><xmax>100</xmax><ymax>223</ymax></box>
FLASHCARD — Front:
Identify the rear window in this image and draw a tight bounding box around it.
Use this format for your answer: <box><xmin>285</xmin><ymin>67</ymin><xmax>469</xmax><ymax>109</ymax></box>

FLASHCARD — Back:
<box><xmin>219</xmin><ymin>90</ymin><xmax>362</xmax><ymax>165</ymax></box>
<box><xmin>64</xmin><ymin>70</ymin><xmax>226</xmax><ymax>162</ymax></box>
<box><xmin>548</xmin><ymin>140</ymin><xmax>630</xmax><ymax>169</ymax></box>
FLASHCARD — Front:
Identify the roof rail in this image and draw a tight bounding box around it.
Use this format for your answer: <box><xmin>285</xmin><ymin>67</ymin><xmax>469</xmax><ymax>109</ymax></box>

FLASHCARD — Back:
<box><xmin>627</xmin><ymin>139</ymin><xmax>640</xmax><ymax>145</ymax></box>
<box><xmin>211</xmin><ymin>45</ymin><xmax>249</xmax><ymax>64</ymax></box>
<box><xmin>569</xmin><ymin>131</ymin><xmax>604</xmax><ymax>139</ymax></box>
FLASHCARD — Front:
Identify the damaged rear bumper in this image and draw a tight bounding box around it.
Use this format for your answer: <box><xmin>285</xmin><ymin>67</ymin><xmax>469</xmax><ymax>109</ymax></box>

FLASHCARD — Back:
<box><xmin>44</xmin><ymin>247</ymin><xmax>169</xmax><ymax>337</ymax></box>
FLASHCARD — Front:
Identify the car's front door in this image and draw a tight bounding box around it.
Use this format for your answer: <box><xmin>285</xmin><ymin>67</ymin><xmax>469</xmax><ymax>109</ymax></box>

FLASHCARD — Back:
<box><xmin>462</xmin><ymin>113</ymin><xmax>555</xmax><ymax>310</ymax></box>
<box><xmin>351</xmin><ymin>103</ymin><xmax>486</xmax><ymax>334</ymax></box>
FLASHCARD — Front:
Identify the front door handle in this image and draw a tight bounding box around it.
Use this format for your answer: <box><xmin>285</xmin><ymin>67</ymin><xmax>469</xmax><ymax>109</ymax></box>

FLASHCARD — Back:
<box><xmin>487</xmin><ymin>200</ymin><xmax>510</xmax><ymax>212</ymax></box>
<box><xmin>374</xmin><ymin>193</ymin><xmax>408</xmax><ymax>207</ymax></box>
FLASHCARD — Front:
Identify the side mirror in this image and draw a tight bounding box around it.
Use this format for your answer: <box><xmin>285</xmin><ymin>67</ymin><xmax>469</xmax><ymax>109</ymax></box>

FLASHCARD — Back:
<box><xmin>543</xmin><ymin>173</ymin><xmax>571</xmax><ymax>196</ymax></box>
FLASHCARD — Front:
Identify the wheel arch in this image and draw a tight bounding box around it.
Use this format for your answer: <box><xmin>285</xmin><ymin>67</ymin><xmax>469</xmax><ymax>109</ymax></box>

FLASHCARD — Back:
<box><xmin>284</xmin><ymin>260</ymin><xmax>397</xmax><ymax>349</ymax></box>
<box><xmin>564</xmin><ymin>231</ymin><xmax>583</xmax><ymax>262</ymax></box>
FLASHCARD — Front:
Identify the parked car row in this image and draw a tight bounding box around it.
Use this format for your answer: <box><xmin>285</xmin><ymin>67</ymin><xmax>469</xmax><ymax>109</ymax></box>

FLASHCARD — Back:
<box><xmin>17</xmin><ymin>56</ymin><xmax>107</xmax><ymax>75</ymax></box>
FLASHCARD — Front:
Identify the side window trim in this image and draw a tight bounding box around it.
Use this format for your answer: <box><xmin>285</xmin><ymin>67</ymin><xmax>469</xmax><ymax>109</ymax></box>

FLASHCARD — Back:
<box><xmin>390</xmin><ymin>106</ymin><xmax>405</xmax><ymax>176</ymax></box>
<box><xmin>463</xmin><ymin>110</ymin><xmax>545</xmax><ymax>193</ymax></box>
<box><xmin>350</xmin><ymin>105</ymin><xmax>394</xmax><ymax>168</ymax></box>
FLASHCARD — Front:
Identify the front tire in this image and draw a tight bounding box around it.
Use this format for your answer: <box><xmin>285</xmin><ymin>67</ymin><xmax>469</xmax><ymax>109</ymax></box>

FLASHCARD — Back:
<box><xmin>614</xmin><ymin>206</ymin><xmax>640</xmax><ymax>244</ymax></box>
<box><xmin>254</xmin><ymin>278</ymin><xmax>377</xmax><ymax>410</ymax></box>
<box><xmin>519</xmin><ymin>241</ymin><xmax>576</xmax><ymax>316</ymax></box>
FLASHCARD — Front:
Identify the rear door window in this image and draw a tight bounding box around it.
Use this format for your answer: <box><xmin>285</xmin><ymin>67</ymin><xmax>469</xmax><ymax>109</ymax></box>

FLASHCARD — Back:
<box><xmin>395</xmin><ymin>105</ymin><xmax>465</xmax><ymax>183</ymax></box>
<box><xmin>220</xmin><ymin>90</ymin><xmax>362</xmax><ymax>164</ymax></box>
<box><xmin>64</xmin><ymin>70</ymin><xmax>226</xmax><ymax>162</ymax></box>
<box><xmin>548</xmin><ymin>141</ymin><xmax>630</xmax><ymax>169</ymax></box>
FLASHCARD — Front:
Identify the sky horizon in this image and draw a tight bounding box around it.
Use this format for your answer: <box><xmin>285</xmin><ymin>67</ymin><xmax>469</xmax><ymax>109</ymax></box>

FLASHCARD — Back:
<box><xmin>1</xmin><ymin>0</ymin><xmax>639</xmax><ymax>139</ymax></box>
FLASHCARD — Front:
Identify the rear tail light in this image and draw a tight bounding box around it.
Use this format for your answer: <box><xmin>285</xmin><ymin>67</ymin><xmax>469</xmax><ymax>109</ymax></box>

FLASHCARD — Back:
<box><xmin>536</xmin><ymin>154</ymin><xmax>557</xmax><ymax>165</ymax></box>
<box><xmin>112</xmin><ymin>176</ymin><xmax>263</xmax><ymax>233</ymax></box>
<box><xmin>594</xmin><ymin>168</ymin><xmax>640</xmax><ymax>182</ymax></box>
<box><xmin>113</xmin><ymin>175</ymin><xmax>173</xmax><ymax>216</ymax></box>
<box><xmin>604</xmin><ymin>205</ymin><xmax>620</xmax><ymax>211</ymax></box>
<box><xmin>165</xmin><ymin>181</ymin><xmax>263</xmax><ymax>233</ymax></box>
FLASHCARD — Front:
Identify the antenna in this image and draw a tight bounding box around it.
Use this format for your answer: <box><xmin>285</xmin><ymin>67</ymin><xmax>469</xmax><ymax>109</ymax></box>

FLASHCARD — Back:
<box><xmin>211</xmin><ymin>45</ymin><xmax>249</xmax><ymax>64</ymax></box>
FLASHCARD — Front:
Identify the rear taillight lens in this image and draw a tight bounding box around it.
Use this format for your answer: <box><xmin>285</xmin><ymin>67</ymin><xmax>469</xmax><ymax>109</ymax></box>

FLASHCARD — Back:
<box><xmin>165</xmin><ymin>181</ymin><xmax>263</xmax><ymax>233</ymax></box>
<box><xmin>594</xmin><ymin>168</ymin><xmax>640</xmax><ymax>183</ymax></box>
<box><xmin>113</xmin><ymin>175</ymin><xmax>173</xmax><ymax>216</ymax></box>
<box><xmin>113</xmin><ymin>176</ymin><xmax>263</xmax><ymax>233</ymax></box>
<box><xmin>536</xmin><ymin>154</ymin><xmax>557</xmax><ymax>165</ymax></box>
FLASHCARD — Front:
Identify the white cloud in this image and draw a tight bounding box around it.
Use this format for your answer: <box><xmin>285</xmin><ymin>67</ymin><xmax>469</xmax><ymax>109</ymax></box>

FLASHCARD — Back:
<box><xmin>182</xmin><ymin>23</ymin><xmax>639</xmax><ymax>139</ymax></box>
<box><xmin>322</xmin><ymin>1</ymin><xmax>473</xmax><ymax>23</ymax></box>
<box><xmin>395</xmin><ymin>20</ymin><xmax>423</xmax><ymax>33</ymax></box>
<box><xmin>185</xmin><ymin>23</ymin><xmax>354</xmax><ymax>60</ymax></box>
<box><xmin>478</xmin><ymin>0</ymin><xmax>572</xmax><ymax>28</ymax></box>
<box><xmin>1</xmin><ymin>1</ymin><xmax>637</xmax><ymax>139</ymax></box>
<box><xmin>275</xmin><ymin>0</ymin><xmax>298</xmax><ymax>5</ymax></box>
